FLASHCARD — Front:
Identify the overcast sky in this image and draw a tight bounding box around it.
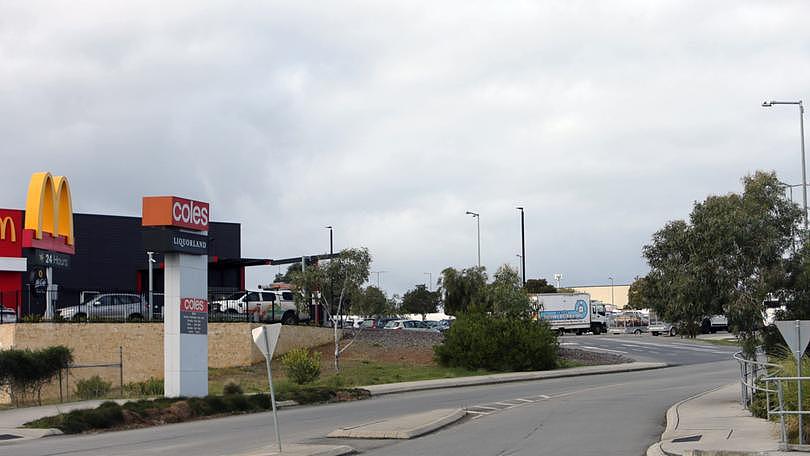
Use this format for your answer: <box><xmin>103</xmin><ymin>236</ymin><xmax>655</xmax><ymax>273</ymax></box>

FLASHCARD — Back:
<box><xmin>1</xmin><ymin>1</ymin><xmax>808</xmax><ymax>296</ymax></box>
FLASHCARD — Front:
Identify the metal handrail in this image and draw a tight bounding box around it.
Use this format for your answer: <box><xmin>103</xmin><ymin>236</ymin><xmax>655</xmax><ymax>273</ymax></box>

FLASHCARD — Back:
<box><xmin>733</xmin><ymin>349</ymin><xmax>780</xmax><ymax>409</ymax></box>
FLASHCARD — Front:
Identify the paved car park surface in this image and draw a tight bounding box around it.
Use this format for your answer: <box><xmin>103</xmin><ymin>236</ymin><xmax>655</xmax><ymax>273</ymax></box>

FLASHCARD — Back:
<box><xmin>559</xmin><ymin>333</ymin><xmax>739</xmax><ymax>365</ymax></box>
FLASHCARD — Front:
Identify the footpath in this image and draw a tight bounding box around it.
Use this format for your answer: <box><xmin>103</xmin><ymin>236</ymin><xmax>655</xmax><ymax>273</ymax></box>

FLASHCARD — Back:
<box><xmin>647</xmin><ymin>383</ymin><xmax>792</xmax><ymax>456</ymax></box>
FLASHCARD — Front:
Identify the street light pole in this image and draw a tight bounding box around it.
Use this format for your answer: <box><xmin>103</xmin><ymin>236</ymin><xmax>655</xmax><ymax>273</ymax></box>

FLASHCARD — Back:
<box><xmin>763</xmin><ymin>100</ymin><xmax>808</xmax><ymax>229</ymax></box>
<box><xmin>147</xmin><ymin>251</ymin><xmax>155</xmax><ymax>321</ymax></box>
<box><xmin>516</xmin><ymin>207</ymin><xmax>525</xmax><ymax>286</ymax></box>
<box><xmin>424</xmin><ymin>272</ymin><xmax>432</xmax><ymax>291</ymax></box>
<box><xmin>325</xmin><ymin>226</ymin><xmax>333</xmax><ymax>327</ymax></box>
<box><xmin>516</xmin><ymin>254</ymin><xmax>522</xmax><ymax>279</ymax></box>
<box><xmin>609</xmin><ymin>276</ymin><xmax>615</xmax><ymax>306</ymax></box>
<box><xmin>465</xmin><ymin>211</ymin><xmax>481</xmax><ymax>268</ymax></box>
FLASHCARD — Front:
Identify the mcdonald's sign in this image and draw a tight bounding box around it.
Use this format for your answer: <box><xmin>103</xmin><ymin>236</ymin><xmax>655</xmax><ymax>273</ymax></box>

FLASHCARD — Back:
<box><xmin>0</xmin><ymin>209</ymin><xmax>22</xmax><ymax>258</ymax></box>
<box><xmin>22</xmin><ymin>172</ymin><xmax>75</xmax><ymax>255</ymax></box>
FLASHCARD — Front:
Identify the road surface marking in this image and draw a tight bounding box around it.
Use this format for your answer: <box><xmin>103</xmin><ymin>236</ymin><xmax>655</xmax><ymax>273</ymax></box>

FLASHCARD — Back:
<box><xmin>514</xmin><ymin>398</ymin><xmax>534</xmax><ymax>403</ymax></box>
<box><xmin>582</xmin><ymin>345</ymin><xmax>628</xmax><ymax>354</ymax></box>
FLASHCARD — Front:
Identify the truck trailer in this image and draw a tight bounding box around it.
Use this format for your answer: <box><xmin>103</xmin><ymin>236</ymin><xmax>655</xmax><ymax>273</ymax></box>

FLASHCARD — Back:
<box><xmin>532</xmin><ymin>293</ymin><xmax>608</xmax><ymax>335</ymax></box>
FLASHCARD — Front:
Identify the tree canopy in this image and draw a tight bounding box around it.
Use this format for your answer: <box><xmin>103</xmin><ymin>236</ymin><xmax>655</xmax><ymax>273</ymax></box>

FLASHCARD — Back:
<box><xmin>438</xmin><ymin>266</ymin><xmax>489</xmax><ymax>315</ymax></box>
<box><xmin>641</xmin><ymin>171</ymin><xmax>802</xmax><ymax>344</ymax></box>
<box><xmin>401</xmin><ymin>285</ymin><xmax>440</xmax><ymax>320</ymax></box>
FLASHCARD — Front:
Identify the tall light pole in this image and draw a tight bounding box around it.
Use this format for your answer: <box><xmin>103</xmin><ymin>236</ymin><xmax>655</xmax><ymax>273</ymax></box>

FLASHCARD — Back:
<box><xmin>465</xmin><ymin>211</ymin><xmax>480</xmax><ymax>268</ymax></box>
<box><xmin>371</xmin><ymin>270</ymin><xmax>387</xmax><ymax>288</ymax></box>
<box><xmin>516</xmin><ymin>206</ymin><xmax>525</xmax><ymax>286</ymax></box>
<box><xmin>424</xmin><ymin>272</ymin><xmax>432</xmax><ymax>291</ymax></box>
<box><xmin>608</xmin><ymin>276</ymin><xmax>615</xmax><ymax>306</ymax></box>
<box><xmin>516</xmin><ymin>254</ymin><xmax>522</xmax><ymax>279</ymax></box>
<box><xmin>763</xmin><ymin>100</ymin><xmax>807</xmax><ymax>229</ymax></box>
<box><xmin>325</xmin><ymin>226</ymin><xmax>333</xmax><ymax>327</ymax></box>
<box><xmin>553</xmin><ymin>273</ymin><xmax>562</xmax><ymax>289</ymax></box>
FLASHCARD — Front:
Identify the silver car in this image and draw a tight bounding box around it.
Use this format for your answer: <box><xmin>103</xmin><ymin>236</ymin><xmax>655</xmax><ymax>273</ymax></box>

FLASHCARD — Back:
<box><xmin>58</xmin><ymin>293</ymin><xmax>148</xmax><ymax>322</ymax></box>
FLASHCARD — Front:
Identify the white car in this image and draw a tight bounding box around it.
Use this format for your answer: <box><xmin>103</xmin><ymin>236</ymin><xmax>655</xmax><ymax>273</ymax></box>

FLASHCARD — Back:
<box><xmin>383</xmin><ymin>319</ymin><xmax>439</xmax><ymax>332</ymax></box>
<box><xmin>211</xmin><ymin>290</ymin><xmax>306</xmax><ymax>324</ymax></box>
<box><xmin>0</xmin><ymin>307</ymin><xmax>17</xmax><ymax>323</ymax></box>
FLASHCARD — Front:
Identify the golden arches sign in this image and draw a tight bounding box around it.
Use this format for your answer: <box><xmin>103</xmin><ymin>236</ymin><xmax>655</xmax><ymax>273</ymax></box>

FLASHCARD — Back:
<box><xmin>23</xmin><ymin>172</ymin><xmax>75</xmax><ymax>254</ymax></box>
<box><xmin>0</xmin><ymin>216</ymin><xmax>15</xmax><ymax>242</ymax></box>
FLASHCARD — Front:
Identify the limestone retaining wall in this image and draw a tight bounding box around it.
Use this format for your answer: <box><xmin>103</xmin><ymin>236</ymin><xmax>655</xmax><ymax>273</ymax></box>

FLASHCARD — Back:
<box><xmin>0</xmin><ymin>323</ymin><xmax>338</xmax><ymax>404</ymax></box>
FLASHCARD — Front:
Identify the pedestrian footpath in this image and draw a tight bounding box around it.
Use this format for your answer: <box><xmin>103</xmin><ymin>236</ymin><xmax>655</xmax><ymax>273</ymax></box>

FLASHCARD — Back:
<box><xmin>647</xmin><ymin>383</ymin><xmax>792</xmax><ymax>456</ymax></box>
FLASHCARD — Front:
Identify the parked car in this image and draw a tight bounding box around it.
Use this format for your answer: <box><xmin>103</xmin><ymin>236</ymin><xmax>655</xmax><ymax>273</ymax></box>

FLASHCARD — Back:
<box><xmin>649</xmin><ymin>321</ymin><xmax>677</xmax><ymax>337</ymax></box>
<box><xmin>211</xmin><ymin>290</ymin><xmax>305</xmax><ymax>324</ymax></box>
<box><xmin>383</xmin><ymin>319</ymin><xmax>439</xmax><ymax>332</ymax></box>
<box><xmin>0</xmin><ymin>307</ymin><xmax>17</xmax><ymax>323</ymax></box>
<box><xmin>437</xmin><ymin>319</ymin><xmax>453</xmax><ymax>332</ymax></box>
<box><xmin>354</xmin><ymin>318</ymin><xmax>379</xmax><ymax>329</ymax></box>
<box><xmin>57</xmin><ymin>293</ymin><xmax>148</xmax><ymax>321</ymax></box>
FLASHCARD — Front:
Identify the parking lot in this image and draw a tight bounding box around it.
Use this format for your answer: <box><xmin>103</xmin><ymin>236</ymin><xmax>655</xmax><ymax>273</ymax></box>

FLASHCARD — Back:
<box><xmin>559</xmin><ymin>333</ymin><xmax>739</xmax><ymax>365</ymax></box>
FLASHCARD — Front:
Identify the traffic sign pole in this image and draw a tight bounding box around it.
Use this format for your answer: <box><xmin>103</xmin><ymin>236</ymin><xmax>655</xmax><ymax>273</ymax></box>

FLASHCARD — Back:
<box><xmin>264</xmin><ymin>330</ymin><xmax>282</xmax><ymax>453</ymax></box>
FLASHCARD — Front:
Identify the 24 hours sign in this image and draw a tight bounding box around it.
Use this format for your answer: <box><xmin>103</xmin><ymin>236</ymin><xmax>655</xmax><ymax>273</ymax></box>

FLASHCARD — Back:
<box><xmin>180</xmin><ymin>297</ymin><xmax>208</xmax><ymax>335</ymax></box>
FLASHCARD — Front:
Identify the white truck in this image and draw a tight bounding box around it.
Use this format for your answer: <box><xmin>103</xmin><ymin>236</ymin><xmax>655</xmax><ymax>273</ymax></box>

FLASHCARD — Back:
<box><xmin>533</xmin><ymin>293</ymin><xmax>608</xmax><ymax>335</ymax></box>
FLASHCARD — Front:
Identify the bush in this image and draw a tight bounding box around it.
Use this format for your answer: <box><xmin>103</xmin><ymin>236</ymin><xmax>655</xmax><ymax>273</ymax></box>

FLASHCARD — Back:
<box><xmin>75</xmin><ymin>375</ymin><xmax>112</xmax><ymax>400</ymax></box>
<box><xmin>0</xmin><ymin>345</ymin><xmax>73</xmax><ymax>406</ymax></box>
<box><xmin>281</xmin><ymin>348</ymin><xmax>321</xmax><ymax>384</ymax></box>
<box><xmin>223</xmin><ymin>382</ymin><xmax>243</xmax><ymax>395</ymax></box>
<box><xmin>124</xmin><ymin>377</ymin><xmax>163</xmax><ymax>397</ymax></box>
<box><xmin>434</xmin><ymin>312</ymin><xmax>558</xmax><ymax>372</ymax></box>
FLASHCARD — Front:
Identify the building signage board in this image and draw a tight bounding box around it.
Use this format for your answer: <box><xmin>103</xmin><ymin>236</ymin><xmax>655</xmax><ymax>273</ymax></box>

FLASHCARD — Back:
<box><xmin>0</xmin><ymin>209</ymin><xmax>22</xmax><ymax>258</ymax></box>
<box><xmin>142</xmin><ymin>196</ymin><xmax>210</xmax><ymax>231</ymax></box>
<box><xmin>28</xmin><ymin>249</ymin><xmax>71</xmax><ymax>269</ymax></box>
<box><xmin>179</xmin><ymin>298</ymin><xmax>208</xmax><ymax>335</ymax></box>
<box><xmin>143</xmin><ymin>229</ymin><xmax>208</xmax><ymax>255</ymax></box>
<box><xmin>23</xmin><ymin>172</ymin><xmax>75</xmax><ymax>255</ymax></box>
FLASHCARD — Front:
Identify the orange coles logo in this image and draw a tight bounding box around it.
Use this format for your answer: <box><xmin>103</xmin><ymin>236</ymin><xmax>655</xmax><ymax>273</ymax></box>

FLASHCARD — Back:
<box><xmin>143</xmin><ymin>196</ymin><xmax>210</xmax><ymax>231</ymax></box>
<box><xmin>22</xmin><ymin>172</ymin><xmax>75</xmax><ymax>254</ymax></box>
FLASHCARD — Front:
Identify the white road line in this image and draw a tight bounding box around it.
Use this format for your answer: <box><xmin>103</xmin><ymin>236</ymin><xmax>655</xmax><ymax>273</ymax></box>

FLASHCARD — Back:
<box><xmin>582</xmin><ymin>345</ymin><xmax>628</xmax><ymax>354</ymax></box>
<box><xmin>495</xmin><ymin>401</ymin><xmax>521</xmax><ymax>407</ymax></box>
<box><xmin>514</xmin><ymin>398</ymin><xmax>534</xmax><ymax>403</ymax></box>
<box><xmin>560</xmin><ymin>342</ymin><xmax>579</xmax><ymax>346</ymax></box>
<box><xmin>466</xmin><ymin>410</ymin><xmax>493</xmax><ymax>415</ymax></box>
<box><xmin>471</xmin><ymin>405</ymin><xmax>498</xmax><ymax>411</ymax></box>
<box><xmin>536</xmin><ymin>394</ymin><xmax>551</xmax><ymax>399</ymax></box>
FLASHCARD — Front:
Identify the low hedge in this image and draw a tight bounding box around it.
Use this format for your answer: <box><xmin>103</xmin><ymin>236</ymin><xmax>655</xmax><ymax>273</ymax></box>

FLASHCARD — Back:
<box><xmin>25</xmin><ymin>387</ymin><xmax>370</xmax><ymax>434</ymax></box>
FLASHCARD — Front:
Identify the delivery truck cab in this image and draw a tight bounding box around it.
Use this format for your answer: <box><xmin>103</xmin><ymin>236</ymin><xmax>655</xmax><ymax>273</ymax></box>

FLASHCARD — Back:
<box><xmin>532</xmin><ymin>293</ymin><xmax>608</xmax><ymax>335</ymax></box>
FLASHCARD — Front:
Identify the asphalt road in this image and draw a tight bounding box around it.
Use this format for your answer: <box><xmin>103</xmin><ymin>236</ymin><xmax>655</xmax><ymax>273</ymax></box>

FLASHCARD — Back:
<box><xmin>5</xmin><ymin>336</ymin><xmax>740</xmax><ymax>456</ymax></box>
<box><xmin>559</xmin><ymin>333</ymin><xmax>739</xmax><ymax>365</ymax></box>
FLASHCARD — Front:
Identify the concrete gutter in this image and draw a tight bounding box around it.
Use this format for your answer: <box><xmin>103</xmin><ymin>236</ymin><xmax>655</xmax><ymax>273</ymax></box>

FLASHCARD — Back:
<box><xmin>362</xmin><ymin>361</ymin><xmax>668</xmax><ymax>396</ymax></box>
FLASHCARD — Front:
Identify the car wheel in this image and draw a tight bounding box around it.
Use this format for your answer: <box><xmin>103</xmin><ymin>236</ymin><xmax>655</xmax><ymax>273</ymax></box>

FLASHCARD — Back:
<box><xmin>128</xmin><ymin>313</ymin><xmax>144</xmax><ymax>322</ymax></box>
<box><xmin>651</xmin><ymin>331</ymin><xmax>659</xmax><ymax>336</ymax></box>
<box><xmin>633</xmin><ymin>329</ymin><xmax>642</xmax><ymax>335</ymax></box>
<box><xmin>669</xmin><ymin>327</ymin><xmax>677</xmax><ymax>337</ymax></box>
<box><xmin>592</xmin><ymin>326</ymin><xmax>601</xmax><ymax>335</ymax></box>
<box><xmin>73</xmin><ymin>313</ymin><xmax>87</xmax><ymax>322</ymax></box>
<box><xmin>281</xmin><ymin>311</ymin><xmax>298</xmax><ymax>325</ymax></box>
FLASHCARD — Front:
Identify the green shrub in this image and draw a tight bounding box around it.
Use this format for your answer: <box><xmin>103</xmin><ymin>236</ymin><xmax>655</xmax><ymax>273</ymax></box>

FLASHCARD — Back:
<box><xmin>222</xmin><ymin>393</ymin><xmax>252</xmax><ymax>412</ymax></box>
<box><xmin>249</xmin><ymin>393</ymin><xmax>272</xmax><ymax>410</ymax></box>
<box><xmin>434</xmin><ymin>312</ymin><xmax>558</xmax><ymax>372</ymax></box>
<box><xmin>281</xmin><ymin>348</ymin><xmax>321</xmax><ymax>384</ymax></box>
<box><xmin>0</xmin><ymin>345</ymin><xmax>73</xmax><ymax>406</ymax></box>
<box><xmin>75</xmin><ymin>375</ymin><xmax>112</xmax><ymax>400</ymax></box>
<box><xmin>223</xmin><ymin>382</ymin><xmax>243</xmax><ymax>395</ymax></box>
<box><xmin>57</xmin><ymin>402</ymin><xmax>124</xmax><ymax>433</ymax></box>
<box><xmin>279</xmin><ymin>386</ymin><xmax>335</xmax><ymax>404</ymax></box>
<box><xmin>124</xmin><ymin>377</ymin><xmax>164</xmax><ymax>397</ymax></box>
<box><xmin>203</xmin><ymin>395</ymin><xmax>229</xmax><ymax>414</ymax></box>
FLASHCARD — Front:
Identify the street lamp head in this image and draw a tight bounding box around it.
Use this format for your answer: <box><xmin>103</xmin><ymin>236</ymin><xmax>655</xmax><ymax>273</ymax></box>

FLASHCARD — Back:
<box><xmin>325</xmin><ymin>225</ymin><xmax>332</xmax><ymax>229</ymax></box>
<box><xmin>466</xmin><ymin>211</ymin><xmax>479</xmax><ymax>217</ymax></box>
<box><xmin>762</xmin><ymin>101</ymin><xmax>773</xmax><ymax>107</ymax></box>
<box><xmin>516</xmin><ymin>206</ymin><xmax>523</xmax><ymax>211</ymax></box>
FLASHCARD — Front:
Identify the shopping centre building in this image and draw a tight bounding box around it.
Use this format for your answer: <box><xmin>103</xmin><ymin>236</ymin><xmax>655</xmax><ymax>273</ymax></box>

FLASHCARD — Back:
<box><xmin>0</xmin><ymin>172</ymin><xmax>266</xmax><ymax>316</ymax></box>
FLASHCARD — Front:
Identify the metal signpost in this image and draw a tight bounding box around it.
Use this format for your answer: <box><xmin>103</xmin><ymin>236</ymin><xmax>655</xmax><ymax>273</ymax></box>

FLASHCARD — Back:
<box><xmin>775</xmin><ymin>320</ymin><xmax>810</xmax><ymax>445</ymax></box>
<box><xmin>252</xmin><ymin>324</ymin><xmax>283</xmax><ymax>453</ymax></box>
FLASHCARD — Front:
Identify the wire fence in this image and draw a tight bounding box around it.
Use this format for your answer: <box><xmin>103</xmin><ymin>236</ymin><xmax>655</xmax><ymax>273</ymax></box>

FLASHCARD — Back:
<box><xmin>0</xmin><ymin>288</ymin><xmax>324</xmax><ymax>325</ymax></box>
